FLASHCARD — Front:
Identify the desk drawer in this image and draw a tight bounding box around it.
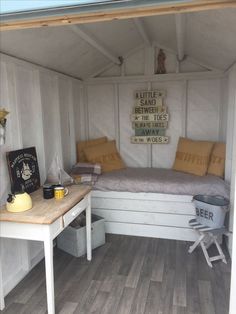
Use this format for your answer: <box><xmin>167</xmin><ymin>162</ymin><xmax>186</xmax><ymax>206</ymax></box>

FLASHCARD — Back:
<box><xmin>63</xmin><ymin>196</ymin><xmax>88</xmax><ymax>227</ymax></box>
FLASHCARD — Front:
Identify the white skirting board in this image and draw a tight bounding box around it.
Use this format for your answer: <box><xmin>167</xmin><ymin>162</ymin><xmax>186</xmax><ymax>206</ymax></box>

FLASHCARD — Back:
<box><xmin>91</xmin><ymin>191</ymin><xmax>198</xmax><ymax>242</ymax></box>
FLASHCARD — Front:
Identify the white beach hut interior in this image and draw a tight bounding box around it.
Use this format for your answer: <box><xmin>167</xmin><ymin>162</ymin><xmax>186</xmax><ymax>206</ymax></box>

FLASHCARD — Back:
<box><xmin>0</xmin><ymin>1</ymin><xmax>236</xmax><ymax>314</ymax></box>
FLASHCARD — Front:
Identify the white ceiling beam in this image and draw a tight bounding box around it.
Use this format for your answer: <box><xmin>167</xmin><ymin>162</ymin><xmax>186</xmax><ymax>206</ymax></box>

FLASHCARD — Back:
<box><xmin>133</xmin><ymin>18</ymin><xmax>151</xmax><ymax>46</ymax></box>
<box><xmin>175</xmin><ymin>13</ymin><xmax>186</xmax><ymax>62</ymax></box>
<box><xmin>0</xmin><ymin>52</ymin><xmax>83</xmax><ymax>81</ymax></box>
<box><xmin>226</xmin><ymin>60</ymin><xmax>236</xmax><ymax>73</ymax></box>
<box><xmin>88</xmin><ymin>62</ymin><xmax>117</xmax><ymax>80</ymax></box>
<box><xmin>69</xmin><ymin>25</ymin><xmax>121</xmax><ymax>65</ymax></box>
<box><xmin>87</xmin><ymin>44</ymin><xmax>144</xmax><ymax>79</ymax></box>
<box><xmin>186</xmin><ymin>56</ymin><xmax>221</xmax><ymax>72</ymax></box>
<box><xmin>85</xmin><ymin>71</ymin><xmax>224</xmax><ymax>85</ymax></box>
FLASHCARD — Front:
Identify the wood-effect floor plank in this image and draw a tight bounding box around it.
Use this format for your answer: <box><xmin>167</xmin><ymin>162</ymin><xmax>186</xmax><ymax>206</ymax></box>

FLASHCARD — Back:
<box><xmin>116</xmin><ymin>287</ymin><xmax>136</xmax><ymax>314</ymax></box>
<box><xmin>130</xmin><ymin>276</ymin><xmax>150</xmax><ymax>314</ymax></box>
<box><xmin>88</xmin><ymin>290</ymin><xmax>109</xmax><ymax>314</ymax></box>
<box><xmin>2</xmin><ymin>235</ymin><xmax>230</xmax><ymax>314</ymax></box>
<box><xmin>173</xmin><ymin>241</ymin><xmax>187</xmax><ymax>307</ymax></box>
<box><xmin>57</xmin><ymin>242</ymin><xmax>111</xmax><ymax>307</ymax></box>
<box><xmin>165</xmin><ymin>239</ymin><xmax>176</xmax><ymax>270</ymax></box>
<box><xmin>130</xmin><ymin>238</ymin><xmax>156</xmax><ymax>314</ymax></box>
<box><xmin>151</xmin><ymin>239</ymin><xmax>165</xmax><ymax>282</ymax></box>
<box><xmin>198</xmin><ymin>280</ymin><xmax>216</xmax><ymax>314</ymax></box>
<box><xmin>125</xmin><ymin>238</ymin><xmax>148</xmax><ymax>288</ymax></box>
<box><xmin>118</xmin><ymin>236</ymin><xmax>140</xmax><ymax>276</ymax></box>
<box><xmin>210</xmin><ymin>264</ymin><xmax>229</xmax><ymax>314</ymax></box>
<box><xmin>98</xmin><ymin>235</ymin><xmax>124</xmax><ymax>292</ymax></box>
<box><xmin>144</xmin><ymin>280</ymin><xmax>162</xmax><ymax>314</ymax></box>
<box><xmin>20</xmin><ymin>280</ymin><xmax>47</xmax><ymax>314</ymax></box>
<box><xmin>74</xmin><ymin>280</ymin><xmax>101</xmax><ymax>314</ymax></box>
<box><xmin>172</xmin><ymin>305</ymin><xmax>187</xmax><ymax>314</ymax></box>
<box><xmin>58</xmin><ymin>302</ymin><xmax>78</xmax><ymax>314</ymax></box>
<box><xmin>102</xmin><ymin>275</ymin><xmax>126</xmax><ymax>314</ymax></box>
<box><xmin>186</xmin><ymin>246</ymin><xmax>201</xmax><ymax>314</ymax></box>
<box><xmin>159</xmin><ymin>268</ymin><xmax>175</xmax><ymax>314</ymax></box>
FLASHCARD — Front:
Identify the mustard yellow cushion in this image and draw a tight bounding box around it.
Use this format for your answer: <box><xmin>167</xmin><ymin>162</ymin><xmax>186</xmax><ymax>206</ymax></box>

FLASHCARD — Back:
<box><xmin>207</xmin><ymin>142</ymin><xmax>226</xmax><ymax>178</ymax></box>
<box><xmin>83</xmin><ymin>140</ymin><xmax>126</xmax><ymax>173</ymax></box>
<box><xmin>76</xmin><ymin>137</ymin><xmax>108</xmax><ymax>162</ymax></box>
<box><xmin>173</xmin><ymin>137</ymin><xmax>214</xmax><ymax>176</ymax></box>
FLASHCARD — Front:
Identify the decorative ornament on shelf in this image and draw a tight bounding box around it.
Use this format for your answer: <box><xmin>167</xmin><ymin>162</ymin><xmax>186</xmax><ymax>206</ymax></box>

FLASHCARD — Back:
<box><xmin>156</xmin><ymin>49</ymin><xmax>166</xmax><ymax>74</ymax></box>
<box><xmin>0</xmin><ymin>108</ymin><xmax>9</xmax><ymax>145</ymax></box>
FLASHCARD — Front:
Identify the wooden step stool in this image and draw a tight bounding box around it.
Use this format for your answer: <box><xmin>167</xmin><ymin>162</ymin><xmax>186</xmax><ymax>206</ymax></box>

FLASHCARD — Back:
<box><xmin>188</xmin><ymin>218</ymin><xmax>228</xmax><ymax>267</ymax></box>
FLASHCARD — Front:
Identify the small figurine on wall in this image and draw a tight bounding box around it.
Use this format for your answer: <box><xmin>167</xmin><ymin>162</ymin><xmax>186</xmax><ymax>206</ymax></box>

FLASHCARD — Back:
<box><xmin>0</xmin><ymin>108</ymin><xmax>9</xmax><ymax>145</ymax></box>
<box><xmin>156</xmin><ymin>49</ymin><xmax>166</xmax><ymax>74</ymax></box>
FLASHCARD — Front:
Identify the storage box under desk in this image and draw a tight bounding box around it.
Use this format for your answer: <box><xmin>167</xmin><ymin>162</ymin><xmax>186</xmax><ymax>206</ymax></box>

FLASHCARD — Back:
<box><xmin>57</xmin><ymin>214</ymin><xmax>105</xmax><ymax>257</ymax></box>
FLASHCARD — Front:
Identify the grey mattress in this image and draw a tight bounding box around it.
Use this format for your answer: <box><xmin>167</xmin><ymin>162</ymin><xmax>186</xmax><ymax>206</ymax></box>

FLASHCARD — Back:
<box><xmin>93</xmin><ymin>168</ymin><xmax>230</xmax><ymax>198</ymax></box>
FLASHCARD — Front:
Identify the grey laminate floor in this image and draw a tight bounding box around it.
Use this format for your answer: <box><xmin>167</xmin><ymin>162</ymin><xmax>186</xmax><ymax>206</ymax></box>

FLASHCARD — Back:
<box><xmin>1</xmin><ymin>234</ymin><xmax>231</xmax><ymax>314</ymax></box>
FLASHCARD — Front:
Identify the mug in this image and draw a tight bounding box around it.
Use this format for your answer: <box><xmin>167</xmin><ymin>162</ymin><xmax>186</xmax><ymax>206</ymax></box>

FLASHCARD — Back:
<box><xmin>43</xmin><ymin>184</ymin><xmax>54</xmax><ymax>199</ymax></box>
<box><xmin>54</xmin><ymin>186</ymin><xmax>68</xmax><ymax>200</ymax></box>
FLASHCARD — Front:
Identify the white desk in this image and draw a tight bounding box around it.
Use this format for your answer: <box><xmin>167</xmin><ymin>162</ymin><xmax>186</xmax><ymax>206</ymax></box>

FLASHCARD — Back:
<box><xmin>0</xmin><ymin>185</ymin><xmax>92</xmax><ymax>314</ymax></box>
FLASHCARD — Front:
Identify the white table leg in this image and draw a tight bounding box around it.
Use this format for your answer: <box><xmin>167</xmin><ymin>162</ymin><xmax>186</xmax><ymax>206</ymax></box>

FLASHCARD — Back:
<box><xmin>44</xmin><ymin>237</ymin><xmax>55</xmax><ymax>314</ymax></box>
<box><xmin>86</xmin><ymin>194</ymin><xmax>92</xmax><ymax>261</ymax></box>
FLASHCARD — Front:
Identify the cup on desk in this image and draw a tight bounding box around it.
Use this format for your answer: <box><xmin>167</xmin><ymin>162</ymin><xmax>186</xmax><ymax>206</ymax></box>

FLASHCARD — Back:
<box><xmin>54</xmin><ymin>186</ymin><xmax>68</xmax><ymax>200</ymax></box>
<box><xmin>43</xmin><ymin>184</ymin><xmax>54</xmax><ymax>199</ymax></box>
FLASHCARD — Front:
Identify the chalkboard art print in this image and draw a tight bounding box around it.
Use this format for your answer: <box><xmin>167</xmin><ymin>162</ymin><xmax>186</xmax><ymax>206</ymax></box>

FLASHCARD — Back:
<box><xmin>6</xmin><ymin>147</ymin><xmax>40</xmax><ymax>194</ymax></box>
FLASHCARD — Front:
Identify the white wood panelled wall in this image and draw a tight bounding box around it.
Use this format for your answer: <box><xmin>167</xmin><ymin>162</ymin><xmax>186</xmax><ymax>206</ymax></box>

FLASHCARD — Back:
<box><xmin>0</xmin><ymin>54</ymin><xmax>81</xmax><ymax>296</ymax></box>
<box><xmin>79</xmin><ymin>45</ymin><xmax>226</xmax><ymax>170</ymax></box>
<box><xmin>228</xmin><ymin>64</ymin><xmax>236</xmax><ymax>314</ymax></box>
<box><xmin>81</xmin><ymin>76</ymin><xmax>225</xmax><ymax>169</ymax></box>
<box><xmin>227</xmin><ymin>65</ymin><xmax>236</xmax><ymax>255</ymax></box>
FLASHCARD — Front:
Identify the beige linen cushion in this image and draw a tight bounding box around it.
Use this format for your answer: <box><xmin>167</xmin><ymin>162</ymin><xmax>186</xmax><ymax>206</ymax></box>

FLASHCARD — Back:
<box><xmin>207</xmin><ymin>142</ymin><xmax>226</xmax><ymax>178</ymax></box>
<box><xmin>83</xmin><ymin>140</ymin><xmax>126</xmax><ymax>173</ymax></box>
<box><xmin>76</xmin><ymin>137</ymin><xmax>108</xmax><ymax>162</ymax></box>
<box><xmin>173</xmin><ymin>137</ymin><xmax>214</xmax><ymax>176</ymax></box>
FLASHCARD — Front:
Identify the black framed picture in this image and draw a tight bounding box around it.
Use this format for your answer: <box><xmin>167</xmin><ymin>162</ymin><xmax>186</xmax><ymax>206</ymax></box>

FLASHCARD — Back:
<box><xmin>6</xmin><ymin>147</ymin><xmax>40</xmax><ymax>194</ymax></box>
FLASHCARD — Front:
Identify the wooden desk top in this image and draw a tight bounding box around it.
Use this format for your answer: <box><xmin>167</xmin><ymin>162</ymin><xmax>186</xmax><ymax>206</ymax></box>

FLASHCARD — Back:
<box><xmin>0</xmin><ymin>185</ymin><xmax>91</xmax><ymax>225</ymax></box>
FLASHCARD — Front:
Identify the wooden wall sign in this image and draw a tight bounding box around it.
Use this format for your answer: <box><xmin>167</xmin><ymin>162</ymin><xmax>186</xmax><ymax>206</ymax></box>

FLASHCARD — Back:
<box><xmin>131</xmin><ymin>136</ymin><xmax>169</xmax><ymax>144</ymax></box>
<box><xmin>131</xmin><ymin>113</ymin><xmax>169</xmax><ymax>122</ymax></box>
<box><xmin>132</xmin><ymin>122</ymin><xmax>168</xmax><ymax>129</ymax></box>
<box><xmin>131</xmin><ymin>90</ymin><xmax>169</xmax><ymax>144</ymax></box>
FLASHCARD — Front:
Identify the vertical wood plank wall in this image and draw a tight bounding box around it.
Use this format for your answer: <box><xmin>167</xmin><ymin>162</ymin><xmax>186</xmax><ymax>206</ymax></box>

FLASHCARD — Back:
<box><xmin>81</xmin><ymin>77</ymin><xmax>223</xmax><ymax>169</ymax></box>
<box><xmin>0</xmin><ymin>54</ymin><xmax>81</xmax><ymax>296</ymax></box>
<box><xmin>229</xmin><ymin>64</ymin><xmax>236</xmax><ymax>314</ymax></box>
<box><xmin>80</xmin><ymin>46</ymin><xmax>228</xmax><ymax>174</ymax></box>
<box><xmin>226</xmin><ymin>65</ymin><xmax>236</xmax><ymax>252</ymax></box>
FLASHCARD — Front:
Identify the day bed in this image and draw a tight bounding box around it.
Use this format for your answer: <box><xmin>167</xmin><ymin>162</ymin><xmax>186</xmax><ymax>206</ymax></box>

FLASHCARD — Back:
<box><xmin>91</xmin><ymin>168</ymin><xmax>229</xmax><ymax>241</ymax></box>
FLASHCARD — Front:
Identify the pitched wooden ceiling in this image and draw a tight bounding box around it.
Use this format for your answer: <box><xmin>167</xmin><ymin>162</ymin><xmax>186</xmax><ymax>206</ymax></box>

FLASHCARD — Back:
<box><xmin>0</xmin><ymin>8</ymin><xmax>235</xmax><ymax>79</ymax></box>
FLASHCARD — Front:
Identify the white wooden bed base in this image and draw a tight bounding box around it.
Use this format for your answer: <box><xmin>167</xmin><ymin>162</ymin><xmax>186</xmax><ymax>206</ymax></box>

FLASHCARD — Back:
<box><xmin>91</xmin><ymin>191</ymin><xmax>198</xmax><ymax>242</ymax></box>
